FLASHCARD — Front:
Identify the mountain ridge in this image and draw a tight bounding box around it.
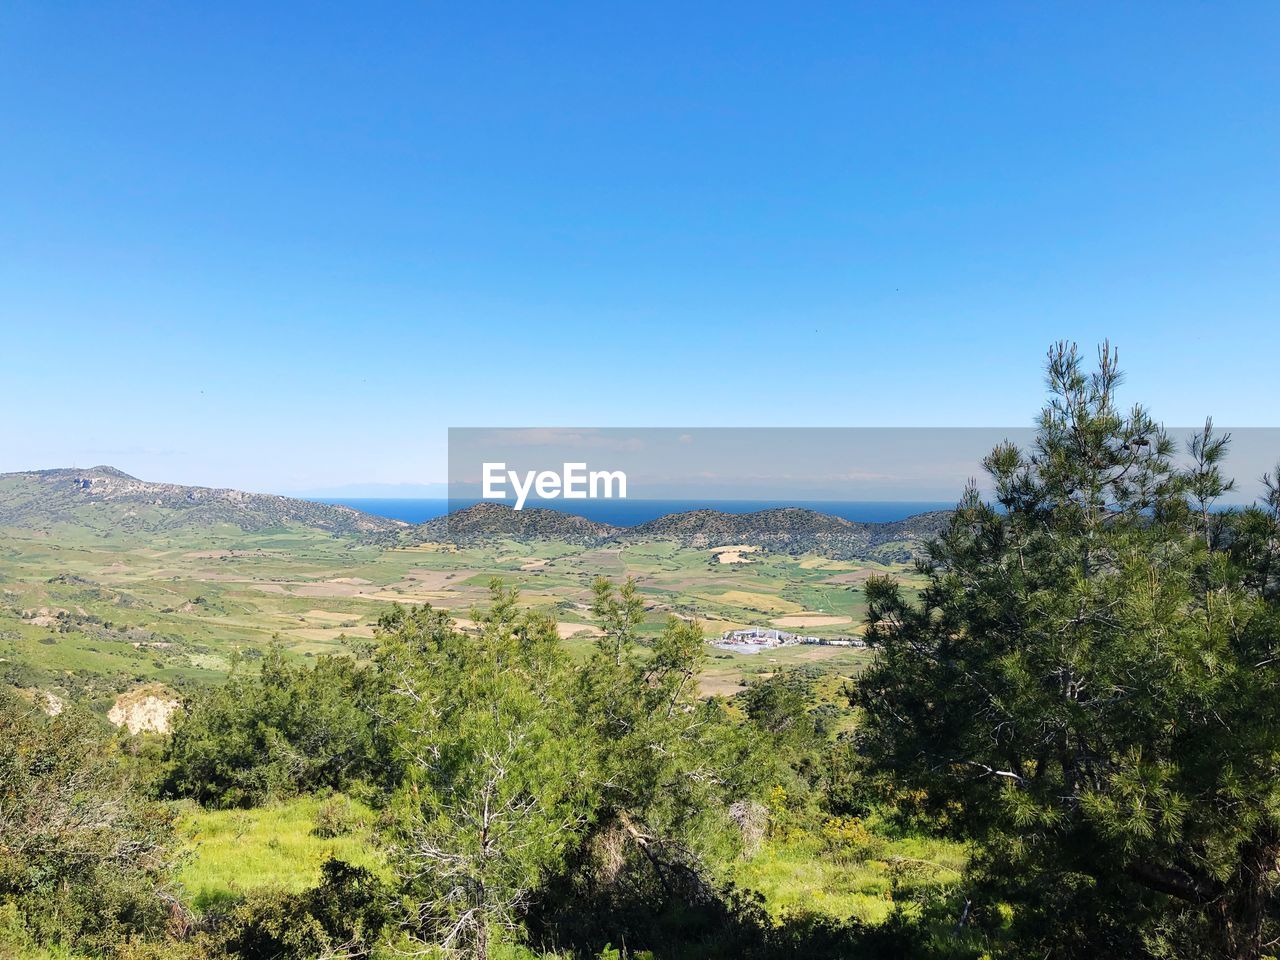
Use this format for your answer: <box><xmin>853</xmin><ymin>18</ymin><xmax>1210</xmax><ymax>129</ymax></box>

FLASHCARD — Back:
<box><xmin>0</xmin><ymin>466</ymin><xmax>407</xmax><ymax>537</ymax></box>
<box><xmin>416</xmin><ymin>501</ymin><xmax>951</xmax><ymax>561</ymax></box>
<box><xmin>0</xmin><ymin>466</ymin><xmax>952</xmax><ymax>559</ymax></box>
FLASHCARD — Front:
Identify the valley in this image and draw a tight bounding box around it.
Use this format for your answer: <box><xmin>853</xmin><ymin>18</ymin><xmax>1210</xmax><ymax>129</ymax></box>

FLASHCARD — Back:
<box><xmin>0</xmin><ymin>466</ymin><xmax>927</xmax><ymax>714</ymax></box>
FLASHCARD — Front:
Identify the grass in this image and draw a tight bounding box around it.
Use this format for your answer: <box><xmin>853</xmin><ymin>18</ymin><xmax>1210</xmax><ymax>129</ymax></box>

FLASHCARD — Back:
<box><xmin>0</xmin><ymin>513</ymin><xmax>943</xmax><ymax>954</ymax></box>
<box><xmin>0</xmin><ymin>947</ymin><xmax>78</xmax><ymax>960</ymax></box>
<box><xmin>175</xmin><ymin>795</ymin><xmax>388</xmax><ymax>911</ymax></box>
<box><xmin>169</xmin><ymin>791</ymin><xmax>965</xmax><ymax>932</ymax></box>
<box><xmin>732</xmin><ymin>830</ymin><xmax>967</xmax><ymax>924</ymax></box>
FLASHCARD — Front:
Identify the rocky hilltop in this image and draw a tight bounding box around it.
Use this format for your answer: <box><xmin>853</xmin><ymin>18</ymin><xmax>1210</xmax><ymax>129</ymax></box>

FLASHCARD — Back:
<box><xmin>0</xmin><ymin>466</ymin><xmax>406</xmax><ymax>537</ymax></box>
<box><xmin>415</xmin><ymin>502</ymin><xmax>951</xmax><ymax>561</ymax></box>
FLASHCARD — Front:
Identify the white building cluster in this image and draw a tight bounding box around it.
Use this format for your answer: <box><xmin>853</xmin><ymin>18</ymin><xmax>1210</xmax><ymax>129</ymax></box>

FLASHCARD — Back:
<box><xmin>717</xmin><ymin>627</ymin><xmax>866</xmax><ymax>650</ymax></box>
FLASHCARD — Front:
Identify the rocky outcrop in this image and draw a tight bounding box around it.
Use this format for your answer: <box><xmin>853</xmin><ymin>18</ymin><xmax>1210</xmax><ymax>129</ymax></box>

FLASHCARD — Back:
<box><xmin>107</xmin><ymin>687</ymin><xmax>181</xmax><ymax>735</ymax></box>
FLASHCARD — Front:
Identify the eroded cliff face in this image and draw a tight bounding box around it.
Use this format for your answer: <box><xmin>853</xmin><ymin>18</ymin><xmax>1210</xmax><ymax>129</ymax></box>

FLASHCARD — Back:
<box><xmin>108</xmin><ymin>687</ymin><xmax>181</xmax><ymax>734</ymax></box>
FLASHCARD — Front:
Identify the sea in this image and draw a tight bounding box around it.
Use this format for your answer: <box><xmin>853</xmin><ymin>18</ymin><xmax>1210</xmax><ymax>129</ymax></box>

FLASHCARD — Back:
<box><xmin>312</xmin><ymin>498</ymin><xmax>956</xmax><ymax>527</ymax></box>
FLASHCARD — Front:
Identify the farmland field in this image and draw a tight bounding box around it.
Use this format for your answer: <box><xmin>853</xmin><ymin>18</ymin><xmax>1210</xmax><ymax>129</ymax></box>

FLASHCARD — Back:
<box><xmin>0</xmin><ymin>520</ymin><xmax>918</xmax><ymax>712</ymax></box>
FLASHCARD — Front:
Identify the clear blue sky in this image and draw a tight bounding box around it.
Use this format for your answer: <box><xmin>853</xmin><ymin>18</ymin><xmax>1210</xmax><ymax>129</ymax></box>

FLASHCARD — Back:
<box><xmin>1</xmin><ymin>2</ymin><xmax>1277</xmax><ymax>493</ymax></box>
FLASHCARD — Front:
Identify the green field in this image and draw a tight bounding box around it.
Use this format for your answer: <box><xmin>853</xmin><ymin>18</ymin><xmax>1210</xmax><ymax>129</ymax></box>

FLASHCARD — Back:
<box><xmin>175</xmin><ymin>795</ymin><xmax>387</xmax><ymax>910</ymax></box>
<box><xmin>171</xmin><ymin>796</ymin><xmax>965</xmax><ymax>928</ymax></box>
<box><xmin>0</xmin><ymin>521</ymin><xmax>914</xmax><ymax>710</ymax></box>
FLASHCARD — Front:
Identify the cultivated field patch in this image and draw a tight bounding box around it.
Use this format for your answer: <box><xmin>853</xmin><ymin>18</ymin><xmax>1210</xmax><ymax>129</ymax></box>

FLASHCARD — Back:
<box><xmin>770</xmin><ymin>614</ymin><xmax>853</xmax><ymax>627</ymax></box>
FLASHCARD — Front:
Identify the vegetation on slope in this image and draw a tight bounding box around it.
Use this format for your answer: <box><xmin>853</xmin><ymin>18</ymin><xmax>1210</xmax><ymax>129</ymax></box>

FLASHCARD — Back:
<box><xmin>0</xmin><ymin>466</ymin><xmax>405</xmax><ymax>537</ymax></box>
<box><xmin>415</xmin><ymin>501</ymin><xmax>949</xmax><ymax>562</ymax></box>
<box><xmin>628</xmin><ymin>506</ymin><xmax>950</xmax><ymax>562</ymax></box>
<box><xmin>416</xmin><ymin>501</ymin><xmax>621</xmax><ymax>546</ymax></box>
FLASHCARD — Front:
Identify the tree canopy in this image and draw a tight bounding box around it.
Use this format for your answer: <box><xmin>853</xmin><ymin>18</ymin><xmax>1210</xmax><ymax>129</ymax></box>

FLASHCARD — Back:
<box><xmin>857</xmin><ymin>342</ymin><xmax>1280</xmax><ymax>960</ymax></box>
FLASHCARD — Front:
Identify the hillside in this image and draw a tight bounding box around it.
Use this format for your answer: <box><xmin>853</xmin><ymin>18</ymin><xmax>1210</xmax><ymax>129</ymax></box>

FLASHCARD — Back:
<box><xmin>415</xmin><ymin>502</ymin><xmax>951</xmax><ymax>560</ymax></box>
<box><xmin>628</xmin><ymin>506</ymin><xmax>951</xmax><ymax>561</ymax></box>
<box><xmin>0</xmin><ymin>466</ymin><xmax>406</xmax><ymax>537</ymax></box>
<box><xmin>415</xmin><ymin>500</ymin><xmax>619</xmax><ymax>546</ymax></box>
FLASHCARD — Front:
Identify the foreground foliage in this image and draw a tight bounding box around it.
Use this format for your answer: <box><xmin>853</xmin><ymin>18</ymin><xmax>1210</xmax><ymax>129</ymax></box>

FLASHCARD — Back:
<box><xmin>162</xmin><ymin>646</ymin><xmax>389</xmax><ymax>808</ymax></box>
<box><xmin>858</xmin><ymin>343</ymin><xmax>1280</xmax><ymax>960</ymax></box>
<box><xmin>0</xmin><ymin>690</ymin><xmax>176</xmax><ymax>954</ymax></box>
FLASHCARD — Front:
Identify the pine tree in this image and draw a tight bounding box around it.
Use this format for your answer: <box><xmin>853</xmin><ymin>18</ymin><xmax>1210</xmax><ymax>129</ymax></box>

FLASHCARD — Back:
<box><xmin>381</xmin><ymin>584</ymin><xmax>587</xmax><ymax>959</ymax></box>
<box><xmin>857</xmin><ymin>343</ymin><xmax>1280</xmax><ymax>959</ymax></box>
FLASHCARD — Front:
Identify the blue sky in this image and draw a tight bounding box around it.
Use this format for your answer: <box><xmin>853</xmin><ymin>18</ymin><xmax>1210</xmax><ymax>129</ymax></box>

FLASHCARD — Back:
<box><xmin>1</xmin><ymin>2</ymin><xmax>1277</xmax><ymax>493</ymax></box>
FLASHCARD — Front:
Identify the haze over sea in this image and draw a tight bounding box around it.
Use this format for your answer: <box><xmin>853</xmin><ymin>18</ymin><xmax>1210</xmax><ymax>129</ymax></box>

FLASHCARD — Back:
<box><xmin>315</xmin><ymin>498</ymin><xmax>957</xmax><ymax>526</ymax></box>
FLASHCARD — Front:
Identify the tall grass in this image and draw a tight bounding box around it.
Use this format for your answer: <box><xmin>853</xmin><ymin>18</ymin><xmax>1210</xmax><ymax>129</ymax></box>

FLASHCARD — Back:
<box><xmin>731</xmin><ymin>830</ymin><xmax>967</xmax><ymax>924</ymax></box>
<box><xmin>175</xmin><ymin>794</ymin><xmax>387</xmax><ymax>911</ymax></box>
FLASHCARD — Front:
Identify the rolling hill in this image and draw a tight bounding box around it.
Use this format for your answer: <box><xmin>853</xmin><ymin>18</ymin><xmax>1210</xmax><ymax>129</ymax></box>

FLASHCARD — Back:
<box><xmin>0</xmin><ymin>466</ymin><xmax>949</xmax><ymax>559</ymax></box>
<box><xmin>414</xmin><ymin>502</ymin><xmax>951</xmax><ymax>561</ymax></box>
<box><xmin>0</xmin><ymin>466</ymin><xmax>406</xmax><ymax>537</ymax></box>
<box><xmin>629</xmin><ymin>506</ymin><xmax>951</xmax><ymax>561</ymax></box>
<box><xmin>415</xmin><ymin>500</ymin><xmax>620</xmax><ymax>546</ymax></box>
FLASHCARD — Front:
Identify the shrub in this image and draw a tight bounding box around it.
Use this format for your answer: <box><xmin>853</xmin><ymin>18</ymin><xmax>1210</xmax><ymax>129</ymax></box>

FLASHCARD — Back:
<box><xmin>161</xmin><ymin>644</ymin><xmax>389</xmax><ymax>808</ymax></box>
<box><xmin>218</xmin><ymin>859</ymin><xmax>389</xmax><ymax>960</ymax></box>
<box><xmin>818</xmin><ymin>816</ymin><xmax>881</xmax><ymax>864</ymax></box>
<box><xmin>311</xmin><ymin>794</ymin><xmax>362</xmax><ymax>838</ymax></box>
<box><xmin>0</xmin><ymin>689</ymin><xmax>177</xmax><ymax>955</ymax></box>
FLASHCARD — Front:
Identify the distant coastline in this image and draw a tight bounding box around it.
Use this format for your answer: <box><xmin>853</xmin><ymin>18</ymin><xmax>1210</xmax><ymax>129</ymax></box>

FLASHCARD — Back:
<box><xmin>311</xmin><ymin>497</ymin><xmax>959</xmax><ymax>527</ymax></box>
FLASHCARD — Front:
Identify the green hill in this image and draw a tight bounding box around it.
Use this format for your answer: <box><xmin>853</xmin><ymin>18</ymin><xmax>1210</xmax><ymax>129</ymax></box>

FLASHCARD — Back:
<box><xmin>416</xmin><ymin>502</ymin><xmax>950</xmax><ymax>561</ymax></box>
<box><xmin>0</xmin><ymin>466</ymin><xmax>406</xmax><ymax>538</ymax></box>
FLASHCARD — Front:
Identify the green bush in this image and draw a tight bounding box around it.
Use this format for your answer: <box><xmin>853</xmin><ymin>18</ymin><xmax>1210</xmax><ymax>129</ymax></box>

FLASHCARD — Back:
<box><xmin>218</xmin><ymin>859</ymin><xmax>389</xmax><ymax>960</ymax></box>
<box><xmin>0</xmin><ymin>689</ymin><xmax>177</xmax><ymax>956</ymax></box>
<box><xmin>311</xmin><ymin>794</ymin><xmax>363</xmax><ymax>839</ymax></box>
<box><xmin>161</xmin><ymin>644</ymin><xmax>390</xmax><ymax>808</ymax></box>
